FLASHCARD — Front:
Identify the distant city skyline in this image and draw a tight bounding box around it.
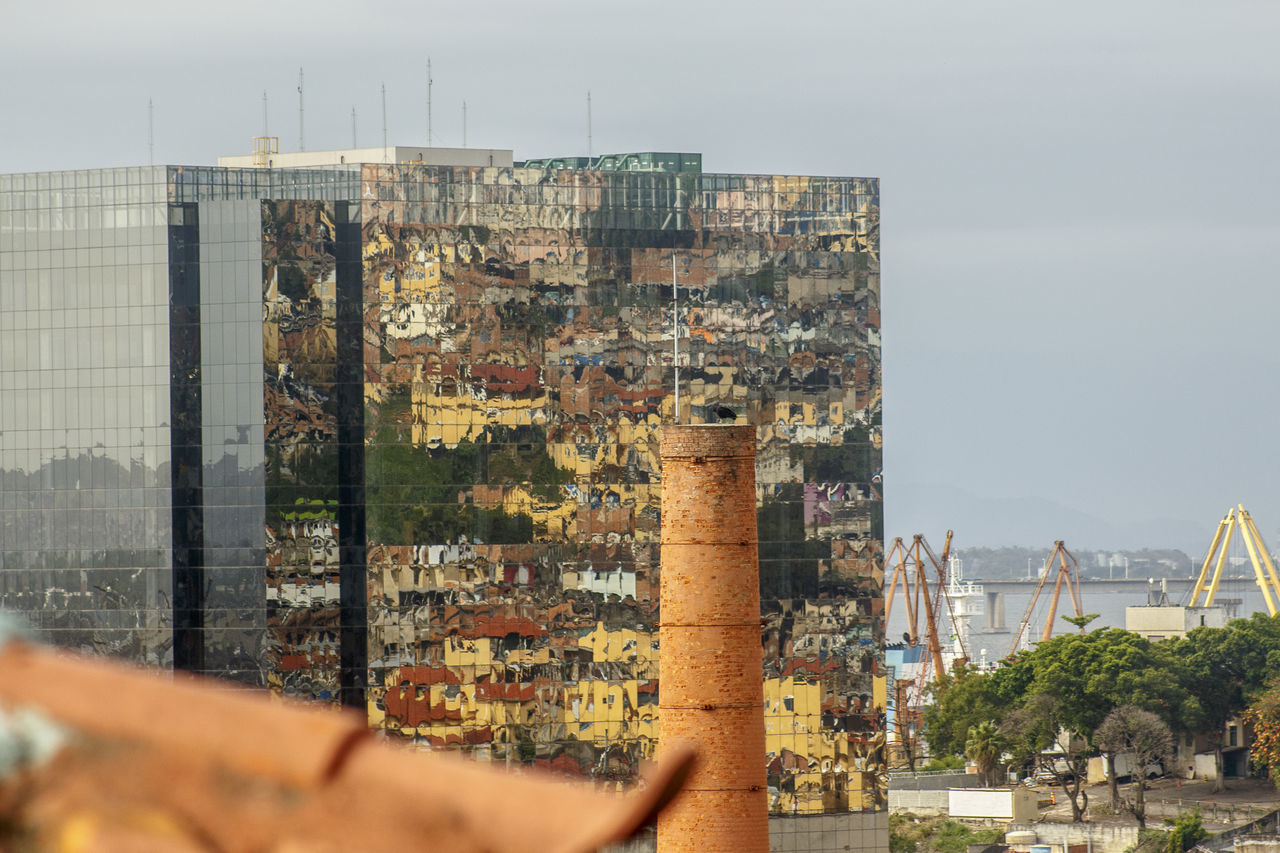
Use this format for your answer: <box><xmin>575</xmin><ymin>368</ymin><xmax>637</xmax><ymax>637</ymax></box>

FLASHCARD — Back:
<box><xmin>4</xmin><ymin>0</ymin><xmax>1278</xmax><ymax>550</ymax></box>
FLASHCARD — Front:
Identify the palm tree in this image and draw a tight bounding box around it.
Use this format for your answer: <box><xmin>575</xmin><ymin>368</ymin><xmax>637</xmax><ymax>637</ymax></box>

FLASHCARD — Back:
<box><xmin>965</xmin><ymin>721</ymin><xmax>1005</xmax><ymax>787</ymax></box>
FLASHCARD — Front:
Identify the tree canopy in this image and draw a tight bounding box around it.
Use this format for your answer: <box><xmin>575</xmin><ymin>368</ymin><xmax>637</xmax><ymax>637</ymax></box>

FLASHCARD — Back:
<box><xmin>918</xmin><ymin>613</ymin><xmax>1280</xmax><ymax>820</ymax></box>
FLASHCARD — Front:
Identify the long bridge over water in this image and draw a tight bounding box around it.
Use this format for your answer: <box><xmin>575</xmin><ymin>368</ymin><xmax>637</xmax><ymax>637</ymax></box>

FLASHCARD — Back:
<box><xmin>975</xmin><ymin>576</ymin><xmax>1265</xmax><ymax>598</ymax></box>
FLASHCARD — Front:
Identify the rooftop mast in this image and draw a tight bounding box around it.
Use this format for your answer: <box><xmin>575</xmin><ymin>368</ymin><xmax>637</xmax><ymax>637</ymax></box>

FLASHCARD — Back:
<box><xmin>672</xmin><ymin>253</ymin><xmax>679</xmax><ymax>421</ymax></box>
<box><xmin>297</xmin><ymin>68</ymin><xmax>305</xmax><ymax>152</ymax></box>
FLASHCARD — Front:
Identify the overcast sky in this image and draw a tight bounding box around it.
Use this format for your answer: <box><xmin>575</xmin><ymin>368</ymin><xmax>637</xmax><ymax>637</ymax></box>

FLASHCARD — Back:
<box><xmin>3</xmin><ymin>0</ymin><xmax>1278</xmax><ymax>553</ymax></box>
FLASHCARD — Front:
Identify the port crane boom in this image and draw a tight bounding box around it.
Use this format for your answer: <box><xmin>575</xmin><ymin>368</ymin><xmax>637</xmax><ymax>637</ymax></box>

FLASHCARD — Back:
<box><xmin>1008</xmin><ymin>540</ymin><xmax>1085</xmax><ymax>656</ymax></box>
<box><xmin>1191</xmin><ymin>505</ymin><xmax>1280</xmax><ymax>614</ymax></box>
<box><xmin>884</xmin><ymin>530</ymin><xmax>959</xmax><ymax>768</ymax></box>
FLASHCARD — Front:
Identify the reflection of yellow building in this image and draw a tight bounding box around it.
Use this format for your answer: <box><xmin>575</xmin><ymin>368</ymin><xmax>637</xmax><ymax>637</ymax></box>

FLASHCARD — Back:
<box><xmin>546</xmin><ymin>415</ymin><xmax>662</xmax><ymax>480</ymax></box>
<box><xmin>544</xmin><ymin>416</ymin><xmax>664</xmax><ymax>542</ymax></box>
<box><xmin>502</xmin><ymin>485</ymin><xmax>576</xmax><ymax>541</ymax></box>
<box><xmin>765</xmin><ymin>678</ymin><xmax>822</xmax><ymax>742</ymax></box>
<box><xmin>369</xmin><ymin>622</ymin><xmax>659</xmax><ymax>753</ymax></box>
<box><xmin>410</xmin><ymin>380</ymin><xmax>549</xmax><ymax>447</ymax></box>
<box><xmin>365</xmin><ymin>230</ymin><xmax>457</xmax><ymax>302</ymax></box>
<box><xmin>578</xmin><ymin>623</ymin><xmax>658</xmax><ymax>674</ymax></box>
<box><xmin>561</xmin><ymin>623</ymin><xmax>659</xmax><ymax>752</ymax></box>
<box><xmin>562</xmin><ymin>680</ymin><xmax>657</xmax><ymax>750</ymax></box>
<box><xmin>766</xmin><ymin>677</ymin><xmax>879</xmax><ymax>814</ymax></box>
<box><xmin>761</xmin><ymin>674</ymin><xmax>883</xmax><ymax>812</ymax></box>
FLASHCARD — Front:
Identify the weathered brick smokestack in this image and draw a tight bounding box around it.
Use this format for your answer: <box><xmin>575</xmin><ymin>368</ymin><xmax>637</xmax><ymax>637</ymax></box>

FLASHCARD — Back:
<box><xmin>658</xmin><ymin>424</ymin><xmax>768</xmax><ymax>853</ymax></box>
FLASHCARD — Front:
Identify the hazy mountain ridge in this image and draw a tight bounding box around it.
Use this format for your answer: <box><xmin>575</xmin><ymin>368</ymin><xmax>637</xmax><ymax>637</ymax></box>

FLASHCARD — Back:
<box><xmin>954</xmin><ymin>545</ymin><xmax>1194</xmax><ymax>580</ymax></box>
<box><xmin>886</xmin><ymin>481</ymin><xmax>1213</xmax><ymax>557</ymax></box>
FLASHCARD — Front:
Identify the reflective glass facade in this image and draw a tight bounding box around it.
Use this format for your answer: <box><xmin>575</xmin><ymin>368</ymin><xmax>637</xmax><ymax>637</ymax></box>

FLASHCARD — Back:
<box><xmin>0</xmin><ymin>167</ymin><xmax>172</xmax><ymax>664</ymax></box>
<box><xmin>0</xmin><ymin>157</ymin><xmax>883</xmax><ymax>815</ymax></box>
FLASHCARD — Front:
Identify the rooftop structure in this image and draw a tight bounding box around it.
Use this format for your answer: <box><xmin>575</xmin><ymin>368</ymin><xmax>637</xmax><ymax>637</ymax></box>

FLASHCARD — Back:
<box><xmin>218</xmin><ymin>144</ymin><xmax>513</xmax><ymax>169</ymax></box>
<box><xmin>1125</xmin><ymin>604</ymin><xmax>1228</xmax><ymax>640</ymax></box>
<box><xmin>516</xmin><ymin>152</ymin><xmax>702</xmax><ymax>173</ymax></box>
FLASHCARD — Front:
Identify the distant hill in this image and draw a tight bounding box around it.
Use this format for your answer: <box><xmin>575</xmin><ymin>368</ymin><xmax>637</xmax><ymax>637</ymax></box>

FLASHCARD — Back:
<box><xmin>954</xmin><ymin>545</ymin><xmax>1194</xmax><ymax>580</ymax></box>
<box><xmin>885</xmin><ymin>481</ymin><xmax>1212</xmax><ymax>557</ymax></box>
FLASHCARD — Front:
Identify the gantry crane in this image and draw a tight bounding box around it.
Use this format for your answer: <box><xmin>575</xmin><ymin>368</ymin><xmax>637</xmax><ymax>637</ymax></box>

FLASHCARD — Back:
<box><xmin>1191</xmin><ymin>505</ymin><xmax>1280</xmax><ymax>614</ymax></box>
<box><xmin>1008</xmin><ymin>540</ymin><xmax>1086</xmax><ymax>656</ymax></box>
<box><xmin>885</xmin><ymin>531</ymin><xmax>965</xmax><ymax>766</ymax></box>
<box><xmin>884</xmin><ymin>532</ymin><xmax>955</xmax><ymax>681</ymax></box>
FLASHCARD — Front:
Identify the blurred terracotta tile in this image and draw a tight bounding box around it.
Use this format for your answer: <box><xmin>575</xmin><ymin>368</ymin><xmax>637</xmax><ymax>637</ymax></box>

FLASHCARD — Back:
<box><xmin>0</xmin><ymin>642</ymin><xmax>693</xmax><ymax>853</ymax></box>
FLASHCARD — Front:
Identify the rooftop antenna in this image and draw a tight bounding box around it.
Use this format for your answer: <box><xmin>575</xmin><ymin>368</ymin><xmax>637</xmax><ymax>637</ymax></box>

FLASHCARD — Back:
<box><xmin>672</xmin><ymin>253</ymin><xmax>680</xmax><ymax>422</ymax></box>
<box><xmin>148</xmin><ymin>98</ymin><xmax>154</xmax><ymax>166</ymax></box>
<box><xmin>427</xmin><ymin>58</ymin><xmax>433</xmax><ymax>146</ymax></box>
<box><xmin>297</xmin><ymin>67</ymin><xmax>305</xmax><ymax>152</ymax></box>
<box><xmin>381</xmin><ymin>82</ymin><xmax>388</xmax><ymax>160</ymax></box>
<box><xmin>262</xmin><ymin>91</ymin><xmax>269</xmax><ymax>138</ymax></box>
<box><xmin>587</xmin><ymin>91</ymin><xmax>593</xmax><ymax>161</ymax></box>
<box><xmin>462</xmin><ymin>100</ymin><xmax>467</xmax><ymax>148</ymax></box>
<box><xmin>351</xmin><ymin>106</ymin><xmax>357</xmax><ymax>148</ymax></box>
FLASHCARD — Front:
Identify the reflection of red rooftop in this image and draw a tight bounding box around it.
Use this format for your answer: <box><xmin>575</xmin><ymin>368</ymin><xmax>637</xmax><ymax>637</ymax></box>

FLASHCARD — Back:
<box><xmin>476</xmin><ymin>682</ymin><xmax>538</xmax><ymax>702</ymax></box>
<box><xmin>780</xmin><ymin>657</ymin><xmax>843</xmax><ymax>678</ymax></box>
<box><xmin>396</xmin><ymin>665</ymin><xmax>461</xmax><ymax>685</ymax></box>
<box><xmin>384</xmin><ymin>686</ymin><xmax>465</xmax><ymax>725</ymax></box>
<box><xmin>470</xmin><ymin>363</ymin><xmax>542</xmax><ymax>393</ymax></box>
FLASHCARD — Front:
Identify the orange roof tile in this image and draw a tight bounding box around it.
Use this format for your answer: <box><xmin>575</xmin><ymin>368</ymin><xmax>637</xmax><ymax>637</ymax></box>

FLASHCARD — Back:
<box><xmin>0</xmin><ymin>642</ymin><xmax>694</xmax><ymax>853</ymax></box>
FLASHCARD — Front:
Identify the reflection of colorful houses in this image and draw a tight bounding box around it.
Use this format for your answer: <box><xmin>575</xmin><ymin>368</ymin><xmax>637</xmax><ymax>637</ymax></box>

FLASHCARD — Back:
<box><xmin>373</xmin><ymin>621</ymin><xmax>659</xmax><ymax>763</ymax></box>
<box><xmin>0</xmin><ymin>153</ymin><xmax>882</xmax><ymax>821</ymax></box>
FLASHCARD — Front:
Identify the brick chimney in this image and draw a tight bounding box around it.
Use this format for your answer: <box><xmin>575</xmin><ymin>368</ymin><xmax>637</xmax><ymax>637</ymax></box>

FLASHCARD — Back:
<box><xmin>658</xmin><ymin>424</ymin><xmax>768</xmax><ymax>852</ymax></box>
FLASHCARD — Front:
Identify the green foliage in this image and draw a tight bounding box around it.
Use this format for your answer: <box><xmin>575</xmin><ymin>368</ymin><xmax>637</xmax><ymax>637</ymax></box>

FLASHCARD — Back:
<box><xmin>1126</xmin><ymin>828</ymin><xmax>1173</xmax><ymax>853</ymax></box>
<box><xmin>1014</xmin><ymin>629</ymin><xmax>1188</xmax><ymax>736</ymax></box>
<box><xmin>889</xmin><ymin>816</ymin><xmax>1004</xmax><ymax>853</ymax></box>
<box><xmin>999</xmin><ymin>693</ymin><xmax>1066</xmax><ymax>772</ymax></box>
<box><xmin>919</xmin><ymin>754</ymin><xmax>966</xmax><ymax>772</ymax></box>
<box><xmin>921</xmin><ymin>664</ymin><xmax>1005</xmax><ymax>758</ymax></box>
<box><xmin>1168</xmin><ymin>613</ymin><xmax>1280</xmax><ymax>789</ymax></box>
<box><xmin>1162</xmin><ymin>811</ymin><xmax>1207</xmax><ymax>853</ymax></box>
<box><xmin>920</xmin><ymin>616</ymin><xmax>1280</xmax><ymax>821</ymax></box>
<box><xmin>756</xmin><ymin>483</ymin><xmax>829</xmax><ymax>598</ymax></box>
<box><xmin>889</xmin><ymin>815</ymin><xmax>919</xmax><ymax>853</ymax></box>
<box><xmin>366</xmin><ymin>435</ymin><xmax>535</xmax><ymax>545</ymax></box>
<box><xmin>276</xmin><ymin>262</ymin><xmax>309</xmax><ymax>302</ymax></box>
<box><xmin>1063</xmin><ymin>613</ymin><xmax>1100</xmax><ymax>630</ymax></box>
<box><xmin>266</xmin><ymin>443</ymin><xmax>339</xmax><ymax>526</ymax></box>
<box><xmin>790</xmin><ymin>425</ymin><xmax>875</xmax><ymax>484</ymax></box>
<box><xmin>965</xmin><ymin>720</ymin><xmax>1006</xmax><ymax>786</ymax></box>
<box><xmin>485</xmin><ymin>425</ymin><xmax>573</xmax><ymax>502</ymax></box>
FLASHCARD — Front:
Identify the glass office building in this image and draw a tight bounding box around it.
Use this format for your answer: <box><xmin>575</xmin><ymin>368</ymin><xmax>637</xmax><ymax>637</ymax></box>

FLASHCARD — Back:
<box><xmin>0</xmin><ymin>154</ymin><xmax>884</xmax><ymax>816</ymax></box>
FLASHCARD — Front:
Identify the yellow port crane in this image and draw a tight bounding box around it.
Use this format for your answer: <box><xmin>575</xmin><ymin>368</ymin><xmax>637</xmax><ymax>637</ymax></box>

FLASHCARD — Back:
<box><xmin>1191</xmin><ymin>504</ymin><xmax>1280</xmax><ymax>614</ymax></box>
<box><xmin>1008</xmin><ymin>540</ymin><xmax>1086</xmax><ymax>656</ymax></box>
